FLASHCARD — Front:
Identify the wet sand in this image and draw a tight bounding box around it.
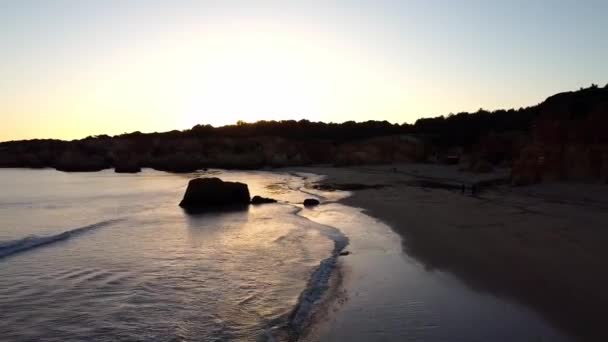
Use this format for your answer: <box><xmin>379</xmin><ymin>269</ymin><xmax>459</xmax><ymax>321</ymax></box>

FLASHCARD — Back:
<box><xmin>293</xmin><ymin>164</ymin><xmax>608</xmax><ymax>341</ymax></box>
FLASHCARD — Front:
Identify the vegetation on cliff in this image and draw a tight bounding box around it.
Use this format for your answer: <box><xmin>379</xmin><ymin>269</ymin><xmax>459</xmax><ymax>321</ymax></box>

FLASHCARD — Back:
<box><xmin>0</xmin><ymin>84</ymin><xmax>606</xmax><ymax>180</ymax></box>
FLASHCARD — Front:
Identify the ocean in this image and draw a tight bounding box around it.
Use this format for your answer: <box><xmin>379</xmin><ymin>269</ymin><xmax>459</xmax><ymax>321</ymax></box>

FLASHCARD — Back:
<box><xmin>0</xmin><ymin>169</ymin><xmax>348</xmax><ymax>341</ymax></box>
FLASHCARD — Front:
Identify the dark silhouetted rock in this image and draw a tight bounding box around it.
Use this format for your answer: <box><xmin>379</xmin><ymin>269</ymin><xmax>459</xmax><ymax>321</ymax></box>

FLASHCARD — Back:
<box><xmin>511</xmin><ymin>86</ymin><xmax>608</xmax><ymax>184</ymax></box>
<box><xmin>303</xmin><ymin>198</ymin><xmax>320</xmax><ymax>207</ymax></box>
<box><xmin>54</xmin><ymin>150</ymin><xmax>109</xmax><ymax>172</ymax></box>
<box><xmin>150</xmin><ymin>153</ymin><xmax>205</xmax><ymax>173</ymax></box>
<box><xmin>113</xmin><ymin>152</ymin><xmax>142</xmax><ymax>173</ymax></box>
<box><xmin>179</xmin><ymin>177</ymin><xmax>250</xmax><ymax>211</ymax></box>
<box><xmin>250</xmin><ymin>195</ymin><xmax>277</xmax><ymax>205</ymax></box>
<box><xmin>115</xmin><ymin>166</ymin><xmax>141</xmax><ymax>173</ymax></box>
<box><xmin>114</xmin><ymin>162</ymin><xmax>141</xmax><ymax>173</ymax></box>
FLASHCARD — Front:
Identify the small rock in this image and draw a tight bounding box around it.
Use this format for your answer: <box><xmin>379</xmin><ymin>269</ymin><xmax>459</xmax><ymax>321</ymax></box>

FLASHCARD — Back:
<box><xmin>339</xmin><ymin>251</ymin><xmax>350</xmax><ymax>256</ymax></box>
<box><xmin>303</xmin><ymin>198</ymin><xmax>320</xmax><ymax>207</ymax></box>
<box><xmin>251</xmin><ymin>195</ymin><xmax>277</xmax><ymax>205</ymax></box>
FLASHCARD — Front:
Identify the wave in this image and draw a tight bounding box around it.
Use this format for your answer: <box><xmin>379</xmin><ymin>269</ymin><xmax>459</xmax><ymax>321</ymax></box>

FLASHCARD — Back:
<box><xmin>288</xmin><ymin>253</ymin><xmax>341</xmax><ymax>333</ymax></box>
<box><xmin>283</xmin><ymin>208</ymin><xmax>349</xmax><ymax>339</ymax></box>
<box><xmin>0</xmin><ymin>219</ymin><xmax>122</xmax><ymax>259</ymax></box>
<box><xmin>256</xmin><ymin>173</ymin><xmax>351</xmax><ymax>340</ymax></box>
<box><xmin>259</xmin><ymin>176</ymin><xmax>350</xmax><ymax>340</ymax></box>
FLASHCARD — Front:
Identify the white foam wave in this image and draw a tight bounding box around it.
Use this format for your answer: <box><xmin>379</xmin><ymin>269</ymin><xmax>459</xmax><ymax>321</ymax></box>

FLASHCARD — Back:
<box><xmin>0</xmin><ymin>219</ymin><xmax>122</xmax><ymax>259</ymax></box>
<box><xmin>284</xmin><ymin>208</ymin><xmax>349</xmax><ymax>338</ymax></box>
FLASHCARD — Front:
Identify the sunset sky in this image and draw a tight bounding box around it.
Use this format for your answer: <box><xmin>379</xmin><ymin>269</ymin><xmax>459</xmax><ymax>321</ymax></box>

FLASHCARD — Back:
<box><xmin>1</xmin><ymin>0</ymin><xmax>607</xmax><ymax>141</ymax></box>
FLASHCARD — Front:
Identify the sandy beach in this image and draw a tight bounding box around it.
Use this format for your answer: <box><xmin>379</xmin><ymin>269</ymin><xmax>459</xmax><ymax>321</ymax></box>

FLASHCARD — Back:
<box><xmin>294</xmin><ymin>164</ymin><xmax>608</xmax><ymax>341</ymax></box>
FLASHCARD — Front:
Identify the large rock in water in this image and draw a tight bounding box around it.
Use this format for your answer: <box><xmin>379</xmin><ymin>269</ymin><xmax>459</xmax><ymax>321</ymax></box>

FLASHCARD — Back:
<box><xmin>179</xmin><ymin>178</ymin><xmax>251</xmax><ymax>210</ymax></box>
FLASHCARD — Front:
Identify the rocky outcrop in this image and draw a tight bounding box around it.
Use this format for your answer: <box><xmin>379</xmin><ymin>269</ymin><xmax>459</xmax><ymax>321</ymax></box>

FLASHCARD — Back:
<box><xmin>111</xmin><ymin>149</ymin><xmax>142</xmax><ymax>173</ymax></box>
<box><xmin>114</xmin><ymin>164</ymin><xmax>142</xmax><ymax>173</ymax></box>
<box><xmin>334</xmin><ymin>135</ymin><xmax>426</xmax><ymax>166</ymax></box>
<box><xmin>0</xmin><ymin>131</ymin><xmax>430</xmax><ymax>172</ymax></box>
<box><xmin>149</xmin><ymin>153</ymin><xmax>206</xmax><ymax>173</ymax></box>
<box><xmin>114</xmin><ymin>158</ymin><xmax>141</xmax><ymax>173</ymax></box>
<box><xmin>512</xmin><ymin>143</ymin><xmax>608</xmax><ymax>185</ymax></box>
<box><xmin>250</xmin><ymin>195</ymin><xmax>278</xmax><ymax>205</ymax></box>
<box><xmin>179</xmin><ymin>178</ymin><xmax>251</xmax><ymax>211</ymax></box>
<box><xmin>512</xmin><ymin>86</ymin><xmax>608</xmax><ymax>184</ymax></box>
<box><xmin>54</xmin><ymin>150</ymin><xmax>109</xmax><ymax>172</ymax></box>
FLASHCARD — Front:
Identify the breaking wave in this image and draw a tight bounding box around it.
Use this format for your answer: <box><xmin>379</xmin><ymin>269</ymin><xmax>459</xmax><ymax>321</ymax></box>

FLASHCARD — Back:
<box><xmin>0</xmin><ymin>219</ymin><xmax>122</xmax><ymax>259</ymax></box>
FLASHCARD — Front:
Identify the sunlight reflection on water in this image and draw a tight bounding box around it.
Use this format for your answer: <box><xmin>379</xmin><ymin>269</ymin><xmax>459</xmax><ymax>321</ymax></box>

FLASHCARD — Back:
<box><xmin>0</xmin><ymin>169</ymin><xmax>337</xmax><ymax>341</ymax></box>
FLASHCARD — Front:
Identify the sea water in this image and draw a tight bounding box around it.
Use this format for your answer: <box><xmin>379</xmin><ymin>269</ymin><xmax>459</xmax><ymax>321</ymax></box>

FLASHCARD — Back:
<box><xmin>0</xmin><ymin>169</ymin><xmax>344</xmax><ymax>341</ymax></box>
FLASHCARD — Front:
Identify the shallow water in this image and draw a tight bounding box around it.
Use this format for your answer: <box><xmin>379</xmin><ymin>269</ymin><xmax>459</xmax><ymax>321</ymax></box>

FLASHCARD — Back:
<box><xmin>0</xmin><ymin>169</ymin><xmax>342</xmax><ymax>341</ymax></box>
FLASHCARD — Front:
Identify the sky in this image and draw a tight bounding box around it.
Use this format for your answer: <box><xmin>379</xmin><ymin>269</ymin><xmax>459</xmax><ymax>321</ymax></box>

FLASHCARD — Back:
<box><xmin>1</xmin><ymin>0</ymin><xmax>607</xmax><ymax>141</ymax></box>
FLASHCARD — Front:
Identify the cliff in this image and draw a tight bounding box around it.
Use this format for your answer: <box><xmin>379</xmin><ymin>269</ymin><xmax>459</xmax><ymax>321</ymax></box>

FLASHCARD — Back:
<box><xmin>1</xmin><ymin>84</ymin><xmax>606</xmax><ymax>179</ymax></box>
<box><xmin>512</xmin><ymin>86</ymin><xmax>608</xmax><ymax>184</ymax></box>
<box><xmin>0</xmin><ymin>133</ymin><xmax>426</xmax><ymax>172</ymax></box>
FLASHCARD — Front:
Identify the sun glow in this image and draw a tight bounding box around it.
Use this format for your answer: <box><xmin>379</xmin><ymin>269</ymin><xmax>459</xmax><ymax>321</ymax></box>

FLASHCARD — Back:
<box><xmin>0</xmin><ymin>8</ymin><xmax>416</xmax><ymax>141</ymax></box>
<box><xmin>174</xmin><ymin>29</ymin><xmax>363</xmax><ymax>128</ymax></box>
<box><xmin>177</xmin><ymin>33</ymin><xmax>327</xmax><ymax>127</ymax></box>
<box><xmin>0</xmin><ymin>22</ymin><xmax>411</xmax><ymax>141</ymax></box>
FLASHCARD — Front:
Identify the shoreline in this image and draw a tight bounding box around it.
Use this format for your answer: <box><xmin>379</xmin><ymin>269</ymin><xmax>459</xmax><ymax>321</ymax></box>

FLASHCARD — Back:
<box><xmin>284</xmin><ymin>172</ymin><xmax>351</xmax><ymax>341</ymax></box>
<box><xmin>293</xmin><ymin>163</ymin><xmax>608</xmax><ymax>341</ymax></box>
<box><xmin>4</xmin><ymin>166</ymin><xmax>606</xmax><ymax>340</ymax></box>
